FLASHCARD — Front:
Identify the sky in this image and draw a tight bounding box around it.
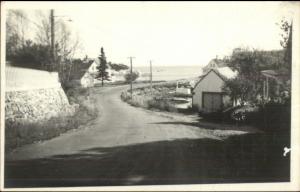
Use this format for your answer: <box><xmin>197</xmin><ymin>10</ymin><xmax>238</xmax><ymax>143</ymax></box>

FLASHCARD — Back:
<box><xmin>4</xmin><ymin>1</ymin><xmax>299</xmax><ymax>67</ymax></box>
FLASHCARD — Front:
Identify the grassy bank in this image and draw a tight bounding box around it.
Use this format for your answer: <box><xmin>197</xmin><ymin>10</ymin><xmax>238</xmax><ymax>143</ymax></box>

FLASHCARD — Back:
<box><xmin>121</xmin><ymin>82</ymin><xmax>193</xmax><ymax>113</ymax></box>
<box><xmin>5</xmin><ymin>87</ymin><xmax>98</xmax><ymax>152</ymax></box>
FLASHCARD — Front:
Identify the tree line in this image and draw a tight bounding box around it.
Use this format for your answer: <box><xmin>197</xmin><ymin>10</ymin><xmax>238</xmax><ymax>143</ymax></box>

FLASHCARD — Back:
<box><xmin>222</xmin><ymin>19</ymin><xmax>292</xmax><ymax>105</ymax></box>
<box><xmin>6</xmin><ymin>10</ymin><xmax>81</xmax><ymax>89</ymax></box>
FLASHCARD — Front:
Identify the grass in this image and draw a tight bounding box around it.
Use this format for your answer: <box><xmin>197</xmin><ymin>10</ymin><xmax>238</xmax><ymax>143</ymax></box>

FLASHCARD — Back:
<box><xmin>5</xmin><ymin>87</ymin><xmax>99</xmax><ymax>152</ymax></box>
<box><xmin>120</xmin><ymin>82</ymin><xmax>193</xmax><ymax>113</ymax></box>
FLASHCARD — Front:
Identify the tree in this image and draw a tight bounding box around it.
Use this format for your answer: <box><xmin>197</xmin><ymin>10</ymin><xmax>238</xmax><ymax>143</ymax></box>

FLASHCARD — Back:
<box><xmin>96</xmin><ymin>47</ymin><xmax>110</xmax><ymax>86</ymax></box>
<box><xmin>6</xmin><ymin>10</ymin><xmax>29</xmax><ymax>60</ymax></box>
<box><xmin>5</xmin><ymin>9</ymin><xmax>82</xmax><ymax>90</ymax></box>
<box><xmin>278</xmin><ymin>18</ymin><xmax>292</xmax><ymax>77</ymax></box>
<box><xmin>124</xmin><ymin>71</ymin><xmax>139</xmax><ymax>83</ymax></box>
<box><xmin>223</xmin><ymin>48</ymin><xmax>285</xmax><ymax>104</ymax></box>
<box><xmin>108</xmin><ymin>62</ymin><xmax>129</xmax><ymax>71</ymax></box>
<box><xmin>8</xmin><ymin>40</ymin><xmax>51</xmax><ymax>70</ymax></box>
<box><xmin>223</xmin><ymin>76</ymin><xmax>257</xmax><ymax>105</ymax></box>
<box><xmin>34</xmin><ymin>10</ymin><xmax>82</xmax><ymax>70</ymax></box>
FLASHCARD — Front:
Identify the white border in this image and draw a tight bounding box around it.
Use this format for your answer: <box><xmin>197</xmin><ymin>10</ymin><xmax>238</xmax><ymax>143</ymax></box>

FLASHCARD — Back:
<box><xmin>1</xmin><ymin>1</ymin><xmax>300</xmax><ymax>191</ymax></box>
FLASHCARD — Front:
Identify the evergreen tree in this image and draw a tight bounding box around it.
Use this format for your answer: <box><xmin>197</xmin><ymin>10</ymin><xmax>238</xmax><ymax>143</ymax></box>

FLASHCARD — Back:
<box><xmin>96</xmin><ymin>47</ymin><xmax>110</xmax><ymax>86</ymax></box>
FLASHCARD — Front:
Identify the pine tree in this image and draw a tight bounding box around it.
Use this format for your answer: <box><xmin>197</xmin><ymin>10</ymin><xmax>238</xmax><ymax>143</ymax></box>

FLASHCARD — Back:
<box><xmin>96</xmin><ymin>47</ymin><xmax>110</xmax><ymax>86</ymax></box>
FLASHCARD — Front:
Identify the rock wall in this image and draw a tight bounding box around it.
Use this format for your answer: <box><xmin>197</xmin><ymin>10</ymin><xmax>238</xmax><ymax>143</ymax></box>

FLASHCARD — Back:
<box><xmin>5</xmin><ymin>88</ymin><xmax>75</xmax><ymax>124</ymax></box>
<box><xmin>5</xmin><ymin>66</ymin><xmax>75</xmax><ymax>124</ymax></box>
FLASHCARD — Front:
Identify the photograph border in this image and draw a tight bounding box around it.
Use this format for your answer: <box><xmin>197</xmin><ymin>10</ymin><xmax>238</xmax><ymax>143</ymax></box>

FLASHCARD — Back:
<box><xmin>1</xmin><ymin>1</ymin><xmax>300</xmax><ymax>191</ymax></box>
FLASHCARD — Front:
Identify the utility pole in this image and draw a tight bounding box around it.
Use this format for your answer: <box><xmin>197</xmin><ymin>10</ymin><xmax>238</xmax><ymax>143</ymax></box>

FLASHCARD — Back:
<box><xmin>50</xmin><ymin>9</ymin><xmax>55</xmax><ymax>71</ymax></box>
<box><xmin>128</xmin><ymin>56</ymin><xmax>135</xmax><ymax>98</ymax></box>
<box><xmin>150</xmin><ymin>60</ymin><xmax>153</xmax><ymax>95</ymax></box>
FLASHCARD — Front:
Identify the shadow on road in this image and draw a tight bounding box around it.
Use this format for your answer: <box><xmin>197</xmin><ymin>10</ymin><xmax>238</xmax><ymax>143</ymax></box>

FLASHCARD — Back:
<box><xmin>5</xmin><ymin>133</ymin><xmax>290</xmax><ymax>188</ymax></box>
<box><xmin>151</xmin><ymin>120</ymin><xmax>259</xmax><ymax>133</ymax></box>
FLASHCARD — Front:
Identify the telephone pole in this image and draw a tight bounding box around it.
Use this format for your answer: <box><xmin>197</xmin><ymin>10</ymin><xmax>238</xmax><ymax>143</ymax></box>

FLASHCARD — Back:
<box><xmin>50</xmin><ymin>9</ymin><xmax>55</xmax><ymax>71</ymax></box>
<box><xmin>128</xmin><ymin>56</ymin><xmax>135</xmax><ymax>98</ymax></box>
<box><xmin>150</xmin><ymin>60</ymin><xmax>153</xmax><ymax>95</ymax></box>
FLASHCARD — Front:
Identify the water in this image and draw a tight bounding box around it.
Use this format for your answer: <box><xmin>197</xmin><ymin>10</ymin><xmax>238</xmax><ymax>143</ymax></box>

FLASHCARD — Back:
<box><xmin>134</xmin><ymin>65</ymin><xmax>203</xmax><ymax>81</ymax></box>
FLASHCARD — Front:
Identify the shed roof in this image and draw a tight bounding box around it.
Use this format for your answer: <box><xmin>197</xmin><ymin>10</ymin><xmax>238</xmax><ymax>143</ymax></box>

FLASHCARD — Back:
<box><xmin>215</xmin><ymin>67</ymin><xmax>238</xmax><ymax>80</ymax></box>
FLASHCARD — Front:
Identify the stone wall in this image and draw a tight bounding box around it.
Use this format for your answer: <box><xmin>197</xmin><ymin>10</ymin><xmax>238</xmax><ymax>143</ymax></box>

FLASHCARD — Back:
<box><xmin>5</xmin><ymin>88</ymin><xmax>75</xmax><ymax>124</ymax></box>
<box><xmin>5</xmin><ymin>66</ymin><xmax>75</xmax><ymax>124</ymax></box>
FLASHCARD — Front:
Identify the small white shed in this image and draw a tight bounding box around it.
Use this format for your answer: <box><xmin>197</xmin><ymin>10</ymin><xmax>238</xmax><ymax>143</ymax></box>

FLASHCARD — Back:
<box><xmin>192</xmin><ymin>67</ymin><xmax>237</xmax><ymax>113</ymax></box>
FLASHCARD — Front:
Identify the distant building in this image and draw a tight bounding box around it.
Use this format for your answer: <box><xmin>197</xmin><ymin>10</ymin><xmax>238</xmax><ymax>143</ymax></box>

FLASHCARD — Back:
<box><xmin>69</xmin><ymin>60</ymin><xmax>95</xmax><ymax>88</ymax></box>
<box><xmin>192</xmin><ymin>67</ymin><xmax>238</xmax><ymax>113</ymax></box>
<box><xmin>202</xmin><ymin>57</ymin><xmax>228</xmax><ymax>74</ymax></box>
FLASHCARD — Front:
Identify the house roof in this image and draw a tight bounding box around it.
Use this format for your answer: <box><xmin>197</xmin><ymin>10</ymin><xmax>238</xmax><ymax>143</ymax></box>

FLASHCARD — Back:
<box><xmin>203</xmin><ymin>58</ymin><xmax>227</xmax><ymax>72</ymax></box>
<box><xmin>215</xmin><ymin>67</ymin><xmax>238</xmax><ymax>80</ymax></box>
<box><xmin>261</xmin><ymin>69</ymin><xmax>290</xmax><ymax>84</ymax></box>
<box><xmin>193</xmin><ymin>67</ymin><xmax>237</xmax><ymax>89</ymax></box>
<box><xmin>69</xmin><ymin>60</ymin><xmax>94</xmax><ymax>80</ymax></box>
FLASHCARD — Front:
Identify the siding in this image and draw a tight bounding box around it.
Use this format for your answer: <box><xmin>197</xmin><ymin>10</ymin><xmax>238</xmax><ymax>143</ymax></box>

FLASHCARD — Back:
<box><xmin>192</xmin><ymin>71</ymin><xmax>224</xmax><ymax>110</ymax></box>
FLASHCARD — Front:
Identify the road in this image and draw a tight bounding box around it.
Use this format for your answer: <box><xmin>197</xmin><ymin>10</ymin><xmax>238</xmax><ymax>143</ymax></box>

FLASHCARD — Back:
<box><xmin>5</xmin><ymin>86</ymin><xmax>290</xmax><ymax>187</ymax></box>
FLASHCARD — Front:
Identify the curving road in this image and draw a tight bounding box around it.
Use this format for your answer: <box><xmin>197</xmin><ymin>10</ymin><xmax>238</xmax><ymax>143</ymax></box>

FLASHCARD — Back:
<box><xmin>6</xmin><ymin>85</ymin><xmax>220</xmax><ymax>161</ymax></box>
<box><xmin>4</xmin><ymin>86</ymin><xmax>288</xmax><ymax>187</ymax></box>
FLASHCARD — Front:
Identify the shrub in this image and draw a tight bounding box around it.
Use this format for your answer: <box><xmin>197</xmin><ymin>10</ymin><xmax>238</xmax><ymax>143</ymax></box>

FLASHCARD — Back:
<box><xmin>124</xmin><ymin>71</ymin><xmax>139</xmax><ymax>83</ymax></box>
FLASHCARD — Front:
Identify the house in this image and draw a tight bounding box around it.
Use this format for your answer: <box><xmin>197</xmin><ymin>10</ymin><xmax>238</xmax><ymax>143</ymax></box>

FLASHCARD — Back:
<box><xmin>192</xmin><ymin>67</ymin><xmax>238</xmax><ymax>113</ymax></box>
<box><xmin>260</xmin><ymin>69</ymin><xmax>290</xmax><ymax>102</ymax></box>
<box><xmin>202</xmin><ymin>57</ymin><xmax>228</xmax><ymax>74</ymax></box>
<box><xmin>69</xmin><ymin>60</ymin><xmax>95</xmax><ymax>88</ymax></box>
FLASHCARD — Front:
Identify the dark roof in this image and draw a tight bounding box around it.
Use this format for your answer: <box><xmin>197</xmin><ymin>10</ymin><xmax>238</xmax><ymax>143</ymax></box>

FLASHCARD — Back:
<box><xmin>69</xmin><ymin>60</ymin><xmax>94</xmax><ymax>80</ymax></box>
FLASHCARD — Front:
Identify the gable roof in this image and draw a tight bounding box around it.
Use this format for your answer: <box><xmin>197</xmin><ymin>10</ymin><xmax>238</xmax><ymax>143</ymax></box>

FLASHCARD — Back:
<box><xmin>69</xmin><ymin>60</ymin><xmax>94</xmax><ymax>80</ymax></box>
<box><xmin>203</xmin><ymin>58</ymin><xmax>228</xmax><ymax>73</ymax></box>
<box><xmin>194</xmin><ymin>67</ymin><xmax>237</xmax><ymax>89</ymax></box>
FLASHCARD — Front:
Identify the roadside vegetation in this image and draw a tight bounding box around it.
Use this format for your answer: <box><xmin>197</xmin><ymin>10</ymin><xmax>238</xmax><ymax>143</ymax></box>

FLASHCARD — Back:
<box><xmin>5</xmin><ymin>88</ymin><xmax>98</xmax><ymax>152</ymax></box>
<box><xmin>121</xmin><ymin>81</ymin><xmax>193</xmax><ymax>113</ymax></box>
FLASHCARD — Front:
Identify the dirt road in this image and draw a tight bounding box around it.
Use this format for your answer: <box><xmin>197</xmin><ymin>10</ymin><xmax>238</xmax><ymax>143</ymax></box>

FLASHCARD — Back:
<box><xmin>4</xmin><ymin>85</ymin><xmax>290</xmax><ymax>187</ymax></box>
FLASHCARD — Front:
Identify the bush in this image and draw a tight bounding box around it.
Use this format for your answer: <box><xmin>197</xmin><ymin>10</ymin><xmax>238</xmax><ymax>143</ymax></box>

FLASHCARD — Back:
<box><xmin>121</xmin><ymin>89</ymin><xmax>178</xmax><ymax>113</ymax></box>
<box><xmin>260</xmin><ymin>101</ymin><xmax>290</xmax><ymax>132</ymax></box>
<box><xmin>148</xmin><ymin>98</ymin><xmax>177</xmax><ymax>112</ymax></box>
<box><xmin>124</xmin><ymin>71</ymin><xmax>139</xmax><ymax>83</ymax></box>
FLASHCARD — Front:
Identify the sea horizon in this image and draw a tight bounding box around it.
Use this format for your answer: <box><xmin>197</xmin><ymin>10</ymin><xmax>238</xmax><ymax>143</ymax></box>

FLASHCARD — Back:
<box><xmin>134</xmin><ymin>65</ymin><xmax>203</xmax><ymax>81</ymax></box>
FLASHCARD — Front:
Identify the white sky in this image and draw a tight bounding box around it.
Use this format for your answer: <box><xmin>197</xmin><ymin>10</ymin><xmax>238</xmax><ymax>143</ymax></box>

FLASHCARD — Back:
<box><xmin>4</xmin><ymin>1</ymin><xmax>299</xmax><ymax>67</ymax></box>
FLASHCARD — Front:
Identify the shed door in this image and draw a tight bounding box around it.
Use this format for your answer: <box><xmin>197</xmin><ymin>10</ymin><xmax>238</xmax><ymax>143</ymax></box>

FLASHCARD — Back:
<box><xmin>202</xmin><ymin>92</ymin><xmax>223</xmax><ymax>112</ymax></box>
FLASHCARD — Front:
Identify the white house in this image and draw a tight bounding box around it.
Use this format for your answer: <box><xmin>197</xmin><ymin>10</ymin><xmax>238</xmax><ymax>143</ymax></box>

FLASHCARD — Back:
<box><xmin>202</xmin><ymin>57</ymin><xmax>227</xmax><ymax>74</ymax></box>
<box><xmin>192</xmin><ymin>67</ymin><xmax>238</xmax><ymax>113</ymax></box>
<box><xmin>69</xmin><ymin>60</ymin><xmax>95</xmax><ymax>88</ymax></box>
